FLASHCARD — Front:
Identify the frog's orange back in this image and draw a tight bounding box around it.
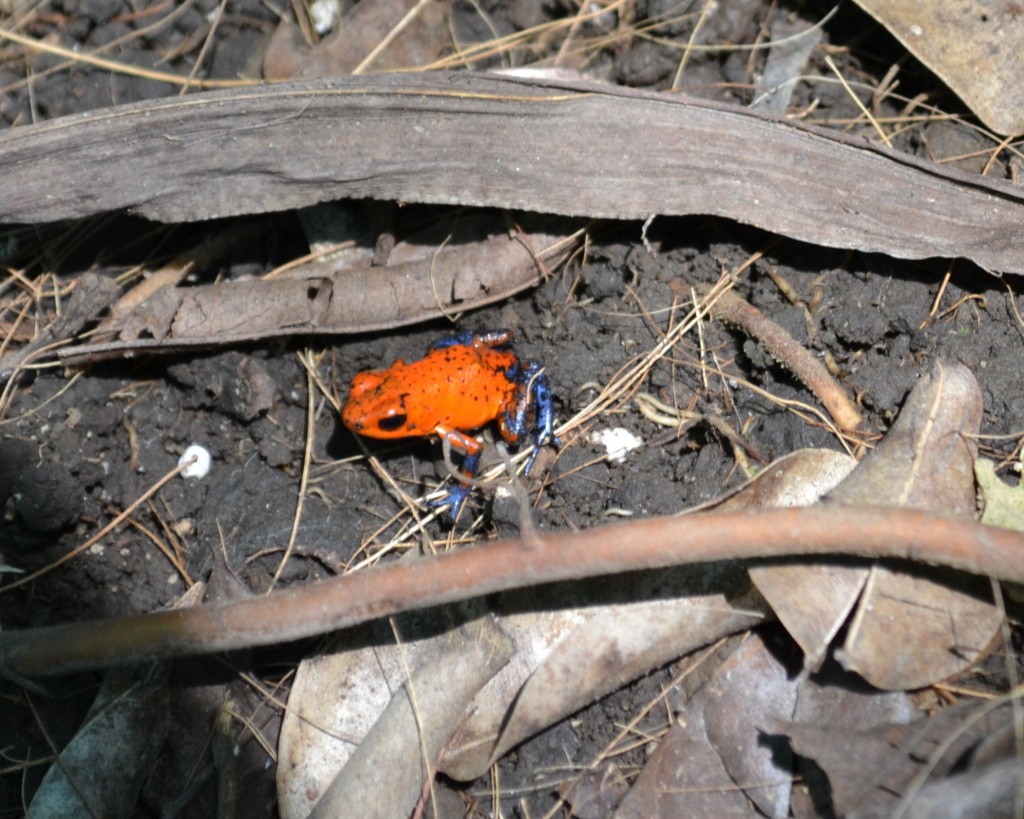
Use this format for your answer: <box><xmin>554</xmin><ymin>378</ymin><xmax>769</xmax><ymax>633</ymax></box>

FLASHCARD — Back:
<box><xmin>342</xmin><ymin>344</ymin><xmax>519</xmax><ymax>440</ymax></box>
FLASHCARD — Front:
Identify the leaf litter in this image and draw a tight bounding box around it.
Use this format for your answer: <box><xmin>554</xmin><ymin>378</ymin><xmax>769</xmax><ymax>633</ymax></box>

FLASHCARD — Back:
<box><xmin>0</xmin><ymin>1</ymin><xmax>1023</xmax><ymax>817</ymax></box>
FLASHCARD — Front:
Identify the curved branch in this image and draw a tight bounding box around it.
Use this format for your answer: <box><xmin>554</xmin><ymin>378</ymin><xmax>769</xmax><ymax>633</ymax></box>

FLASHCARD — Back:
<box><xmin>3</xmin><ymin>505</ymin><xmax>1022</xmax><ymax>677</ymax></box>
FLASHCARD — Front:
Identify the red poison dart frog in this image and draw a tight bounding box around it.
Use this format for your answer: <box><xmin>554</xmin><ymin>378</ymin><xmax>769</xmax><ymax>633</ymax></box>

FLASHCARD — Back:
<box><xmin>341</xmin><ymin>329</ymin><xmax>557</xmax><ymax>520</ymax></box>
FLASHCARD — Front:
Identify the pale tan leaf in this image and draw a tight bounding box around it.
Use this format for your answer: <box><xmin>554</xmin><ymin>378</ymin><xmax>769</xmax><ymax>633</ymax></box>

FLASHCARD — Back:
<box><xmin>852</xmin><ymin>0</ymin><xmax>1024</xmax><ymax>135</ymax></box>
<box><xmin>278</xmin><ymin>567</ymin><xmax>767</xmax><ymax>808</ymax></box>
<box><xmin>305</xmin><ymin>619</ymin><xmax>513</xmax><ymax>819</ymax></box>
<box><xmin>276</xmin><ymin>599</ymin><xmax>507</xmax><ymax>819</ymax></box>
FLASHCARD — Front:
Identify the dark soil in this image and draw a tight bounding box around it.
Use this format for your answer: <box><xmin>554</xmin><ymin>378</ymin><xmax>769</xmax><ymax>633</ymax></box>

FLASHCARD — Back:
<box><xmin>1</xmin><ymin>1</ymin><xmax>1022</xmax><ymax>817</ymax></box>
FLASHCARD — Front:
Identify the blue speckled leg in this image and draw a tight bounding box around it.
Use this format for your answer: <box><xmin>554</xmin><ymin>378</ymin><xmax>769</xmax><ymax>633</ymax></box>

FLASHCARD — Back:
<box><xmin>502</xmin><ymin>360</ymin><xmax>559</xmax><ymax>475</ymax></box>
<box><xmin>427</xmin><ymin>450</ymin><xmax>480</xmax><ymax>521</ymax></box>
<box><xmin>428</xmin><ymin>426</ymin><xmax>484</xmax><ymax>522</ymax></box>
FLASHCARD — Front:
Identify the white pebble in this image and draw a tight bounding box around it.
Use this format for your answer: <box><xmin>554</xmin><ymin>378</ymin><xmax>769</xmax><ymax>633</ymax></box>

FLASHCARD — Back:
<box><xmin>590</xmin><ymin>428</ymin><xmax>642</xmax><ymax>464</ymax></box>
<box><xmin>310</xmin><ymin>0</ymin><xmax>340</xmax><ymax>34</ymax></box>
<box><xmin>179</xmin><ymin>445</ymin><xmax>212</xmax><ymax>479</ymax></box>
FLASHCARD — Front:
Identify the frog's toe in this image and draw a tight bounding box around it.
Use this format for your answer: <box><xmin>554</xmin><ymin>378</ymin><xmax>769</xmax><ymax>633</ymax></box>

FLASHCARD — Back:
<box><xmin>428</xmin><ymin>484</ymin><xmax>472</xmax><ymax>522</ymax></box>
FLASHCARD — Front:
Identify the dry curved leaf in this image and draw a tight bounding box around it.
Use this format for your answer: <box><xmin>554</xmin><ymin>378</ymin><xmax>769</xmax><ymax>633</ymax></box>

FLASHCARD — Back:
<box><xmin>3</xmin><ymin>72</ymin><xmax>1024</xmax><ymax>272</ymax></box>
<box><xmin>441</xmin><ymin>573</ymin><xmax>768</xmax><ymax>781</ymax></box>
<box><xmin>61</xmin><ymin>217</ymin><xmax>578</xmax><ymax>364</ymax></box>
<box><xmin>277</xmin><ymin>567</ymin><xmax>767</xmax><ymax>805</ymax></box>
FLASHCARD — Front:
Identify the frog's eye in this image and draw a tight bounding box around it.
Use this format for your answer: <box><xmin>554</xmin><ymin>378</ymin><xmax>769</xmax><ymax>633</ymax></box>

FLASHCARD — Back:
<box><xmin>377</xmin><ymin>414</ymin><xmax>408</xmax><ymax>432</ymax></box>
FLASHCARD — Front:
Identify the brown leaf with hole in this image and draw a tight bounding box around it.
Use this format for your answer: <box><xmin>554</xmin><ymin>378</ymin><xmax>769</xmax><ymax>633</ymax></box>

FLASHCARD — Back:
<box><xmin>834</xmin><ymin>360</ymin><xmax>1001</xmax><ymax>690</ymax></box>
<box><xmin>782</xmin><ymin>699</ymin><xmax>1022</xmax><ymax>818</ymax></box>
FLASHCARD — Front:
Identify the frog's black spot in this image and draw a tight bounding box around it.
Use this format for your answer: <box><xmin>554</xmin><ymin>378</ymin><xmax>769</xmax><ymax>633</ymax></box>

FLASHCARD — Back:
<box><xmin>377</xmin><ymin>414</ymin><xmax>408</xmax><ymax>432</ymax></box>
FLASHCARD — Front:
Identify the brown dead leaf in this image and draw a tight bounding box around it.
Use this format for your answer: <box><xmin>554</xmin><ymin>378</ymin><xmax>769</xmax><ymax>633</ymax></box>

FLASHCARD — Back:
<box><xmin>713</xmin><ymin>449</ymin><xmax>857</xmax><ymax>671</ymax></box>
<box><xmin>5</xmin><ymin>73</ymin><xmax>1024</xmax><ymax>275</ymax></box>
<box><xmin>853</xmin><ymin>0</ymin><xmax>1024</xmax><ymax>135</ymax></box>
<box><xmin>711</xmin><ymin>448</ymin><xmax>857</xmax><ymax>511</ymax></box>
<box><xmin>836</xmin><ymin>567</ymin><xmax>1001</xmax><ymax>690</ymax></box>
<box><xmin>614</xmin><ymin>634</ymin><xmax>796</xmax><ymax>819</ymax></box>
<box><xmin>744</xmin><ymin>361</ymin><xmax>1001</xmax><ymax>688</ymax></box>
<box><xmin>751</xmin><ymin>559</ymin><xmax>865</xmax><ymax>674</ymax></box>
<box><xmin>788</xmin><ymin>662</ymin><xmax>917</xmax><ymax>813</ymax></box>
<box><xmin>441</xmin><ymin>570</ymin><xmax>767</xmax><ymax>781</ymax></box>
<box><xmin>783</xmin><ymin>699</ymin><xmax>1023</xmax><ymax>818</ymax></box>
<box><xmin>278</xmin><ymin>562</ymin><xmax>766</xmax><ymax>799</ymax></box>
<box><xmin>61</xmin><ymin>215</ymin><xmax>580</xmax><ymax>364</ymax></box>
<box><xmin>792</xmin><ymin>663</ymin><xmax>917</xmax><ymax>733</ymax></box>
<box><xmin>308</xmin><ymin>619</ymin><xmax>513</xmax><ymax>819</ymax></box>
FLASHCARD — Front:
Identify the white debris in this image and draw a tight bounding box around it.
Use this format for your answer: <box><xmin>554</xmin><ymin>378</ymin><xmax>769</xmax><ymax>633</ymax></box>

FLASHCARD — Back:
<box><xmin>310</xmin><ymin>0</ymin><xmax>340</xmax><ymax>34</ymax></box>
<box><xmin>179</xmin><ymin>444</ymin><xmax>212</xmax><ymax>479</ymax></box>
<box><xmin>590</xmin><ymin>428</ymin><xmax>642</xmax><ymax>464</ymax></box>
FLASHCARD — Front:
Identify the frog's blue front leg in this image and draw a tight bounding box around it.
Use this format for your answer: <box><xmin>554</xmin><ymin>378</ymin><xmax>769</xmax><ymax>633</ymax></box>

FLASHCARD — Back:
<box><xmin>427</xmin><ymin>451</ymin><xmax>479</xmax><ymax>521</ymax></box>
<box><xmin>429</xmin><ymin>426</ymin><xmax>483</xmax><ymax>522</ymax></box>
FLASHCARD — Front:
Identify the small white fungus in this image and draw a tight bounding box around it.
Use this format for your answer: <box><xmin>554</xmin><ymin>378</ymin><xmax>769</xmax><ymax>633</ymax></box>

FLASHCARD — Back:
<box><xmin>179</xmin><ymin>444</ymin><xmax>212</xmax><ymax>479</ymax></box>
<box><xmin>589</xmin><ymin>428</ymin><xmax>642</xmax><ymax>464</ymax></box>
<box><xmin>310</xmin><ymin>0</ymin><xmax>340</xmax><ymax>34</ymax></box>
